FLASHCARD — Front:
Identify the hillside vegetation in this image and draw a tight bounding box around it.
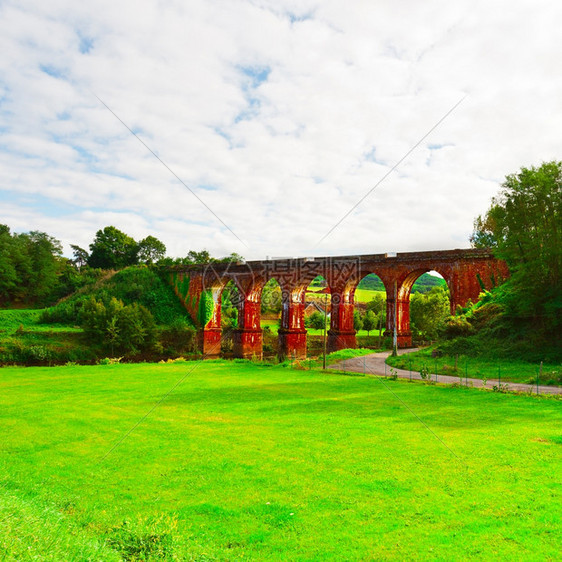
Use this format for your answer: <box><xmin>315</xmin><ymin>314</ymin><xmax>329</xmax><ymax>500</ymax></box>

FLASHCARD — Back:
<box><xmin>439</xmin><ymin>161</ymin><xmax>561</xmax><ymax>362</ymax></box>
<box><xmin>0</xmin><ymin>266</ymin><xmax>196</xmax><ymax>365</ymax></box>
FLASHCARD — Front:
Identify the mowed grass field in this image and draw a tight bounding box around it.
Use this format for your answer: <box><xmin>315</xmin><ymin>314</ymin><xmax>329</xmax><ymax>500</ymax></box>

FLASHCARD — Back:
<box><xmin>1</xmin><ymin>361</ymin><xmax>560</xmax><ymax>560</ymax></box>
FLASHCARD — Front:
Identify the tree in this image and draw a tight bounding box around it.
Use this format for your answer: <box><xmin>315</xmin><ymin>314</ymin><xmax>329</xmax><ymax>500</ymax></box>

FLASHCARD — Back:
<box><xmin>366</xmin><ymin>293</ymin><xmax>385</xmax><ymax>315</ymax></box>
<box><xmin>88</xmin><ymin>226</ymin><xmax>138</xmax><ymax>269</ymax></box>
<box><xmin>362</xmin><ymin>310</ymin><xmax>377</xmax><ymax>335</ymax></box>
<box><xmin>471</xmin><ymin>161</ymin><xmax>561</xmax><ymax>330</ymax></box>
<box><xmin>353</xmin><ymin>310</ymin><xmax>363</xmax><ymax>331</ymax></box>
<box><xmin>261</xmin><ymin>278</ymin><xmax>282</xmax><ymax>314</ymax></box>
<box><xmin>410</xmin><ymin>287</ymin><xmax>449</xmax><ymax>341</ymax></box>
<box><xmin>137</xmin><ymin>235</ymin><xmax>166</xmax><ymax>264</ymax></box>
<box><xmin>0</xmin><ymin>226</ymin><xmax>65</xmax><ymax>306</ymax></box>
<box><xmin>307</xmin><ymin>311</ymin><xmax>326</xmax><ymax>330</ymax></box>
<box><xmin>25</xmin><ymin>231</ymin><xmax>64</xmax><ymax>303</ymax></box>
<box><xmin>70</xmin><ymin>245</ymin><xmax>89</xmax><ymax>268</ymax></box>
<box><xmin>185</xmin><ymin>250</ymin><xmax>214</xmax><ymax>264</ymax></box>
<box><xmin>218</xmin><ymin>253</ymin><xmax>244</xmax><ymax>263</ymax></box>
<box><xmin>0</xmin><ymin>225</ymin><xmax>18</xmax><ymax>304</ymax></box>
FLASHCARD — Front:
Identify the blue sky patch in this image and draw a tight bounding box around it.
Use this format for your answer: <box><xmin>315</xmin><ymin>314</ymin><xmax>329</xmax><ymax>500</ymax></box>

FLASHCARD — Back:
<box><xmin>239</xmin><ymin>65</ymin><xmax>271</xmax><ymax>89</ymax></box>
<box><xmin>3</xmin><ymin>191</ymin><xmax>79</xmax><ymax>219</ymax></box>
<box><xmin>77</xmin><ymin>32</ymin><xmax>94</xmax><ymax>54</ymax></box>
<box><xmin>286</xmin><ymin>10</ymin><xmax>315</xmax><ymax>24</ymax></box>
<box><xmin>39</xmin><ymin>64</ymin><xmax>65</xmax><ymax>79</ymax></box>
<box><xmin>364</xmin><ymin>147</ymin><xmax>387</xmax><ymax>167</ymax></box>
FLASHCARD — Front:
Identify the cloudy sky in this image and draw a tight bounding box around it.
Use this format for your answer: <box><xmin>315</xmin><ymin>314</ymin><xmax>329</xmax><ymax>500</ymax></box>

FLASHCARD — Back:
<box><xmin>1</xmin><ymin>0</ymin><xmax>560</xmax><ymax>261</ymax></box>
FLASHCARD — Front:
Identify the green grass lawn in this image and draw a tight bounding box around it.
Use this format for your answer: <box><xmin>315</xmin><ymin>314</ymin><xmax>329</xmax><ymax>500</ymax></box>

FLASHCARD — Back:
<box><xmin>0</xmin><ymin>360</ymin><xmax>560</xmax><ymax>559</ymax></box>
<box><xmin>387</xmin><ymin>347</ymin><xmax>562</xmax><ymax>386</ymax></box>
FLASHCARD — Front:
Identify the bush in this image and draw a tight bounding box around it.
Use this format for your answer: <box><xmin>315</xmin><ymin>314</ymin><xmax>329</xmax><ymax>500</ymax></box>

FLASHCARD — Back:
<box><xmin>158</xmin><ymin>320</ymin><xmax>197</xmax><ymax>357</ymax></box>
<box><xmin>443</xmin><ymin>316</ymin><xmax>474</xmax><ymax>338</ymax></box>
<box><xmin>79</xmin><ymin>296</ymin><xmax>158</xmax><ymax>355</ymax></box>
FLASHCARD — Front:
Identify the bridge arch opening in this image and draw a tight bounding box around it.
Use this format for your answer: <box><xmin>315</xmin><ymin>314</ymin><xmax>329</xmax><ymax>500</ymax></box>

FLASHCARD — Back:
<box><xmin>396</xmin><ymin>269</ymin><xmax>451</xmax><ymax>345</ymax></box>
<box><xmin>299</xmin><ymin>275</ymin><xmax>329</xmax><ymax>357</ymax></box>
<box><xmin>343</xmin><ymin>272</ymin><xmax>387</xmax><ymax>347</ymax></box>
<box><xmin>220</xmin><ymin>280</ymin><xmax>240</xmax><ymax>355</ymax></box>
<box><xmin>306</xmin><ymin>275</ymin><xmax>330</xmax><ymax>330</ymax></box>
<box><xmin>260</xmin><ymin>277</ymin><xmax>282</xmax><ymax>357</ymax></box>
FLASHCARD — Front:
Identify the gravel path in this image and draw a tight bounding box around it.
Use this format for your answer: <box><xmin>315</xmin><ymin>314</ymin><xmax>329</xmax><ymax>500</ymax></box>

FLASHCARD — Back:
<box><xmin>328</xmin><ymin>348</ymin><xmax>562</xmax><ymax>395</ymax></box>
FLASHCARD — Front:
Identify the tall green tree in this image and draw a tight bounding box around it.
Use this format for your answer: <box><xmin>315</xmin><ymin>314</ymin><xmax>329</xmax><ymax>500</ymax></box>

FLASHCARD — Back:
<box><xmin>88</xmin><ymin>226</ymin><xmax>138</xmax><ymax>269</ymax></box>
<box><xmin>137</xmin><ymin>235</ymin><xmax>166</xmax><ymax>264</ymax></box>
<box><xmin>70</xmin><ymin>244</ymin><xmax>89</xmax><ymax>268</ymax></box>
<box><xmin>25</xmin><ymin>231</ymin><xmax>63</xmax><ymax>303</ymax></box>
<box><xmin>410</xmin><ymin>287</ymin><xmax>449</xmax><ymax>340</ymax></box>
<box><xmin>471</xmin><ymin>161</ymin><xmax>561</xmax><ymax>330</ymax></box>
<box><xmin>353</xmin><ymin>310</ymin><xmax>363</xmax><ymax>331</ymax></box>
<box><xmin>0</xmin><ymin>226</ymin><xmax>64</xmax><ymax>305</ymax></box>
<box><xmin>362</xmin><ymin>310</ymin><xmax>377</xmax><ymax>335</ymax></box>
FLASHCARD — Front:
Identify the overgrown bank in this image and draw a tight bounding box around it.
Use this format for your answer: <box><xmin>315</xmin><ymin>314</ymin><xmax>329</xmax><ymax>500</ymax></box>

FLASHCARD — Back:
<box><xmin>0</xmin><ymin>266</ymin><xmax>198</xmax><ymax>365</ymax></box>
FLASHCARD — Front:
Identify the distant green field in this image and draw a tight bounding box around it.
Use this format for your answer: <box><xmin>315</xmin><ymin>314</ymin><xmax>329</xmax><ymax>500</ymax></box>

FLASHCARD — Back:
<box><xmin>305</xmin><ymin>288</ymin><xmax>384</xmax><ymax>304</ymax></box>
<box><xmin>261</xmin><ymin>318</ymin><xmax>383</xmax><ymax>337</ymax></box>
<box><xmin>0</xmin><ymin>309</ymin><xmax>81</xmax><ymax>334</ymax></box>
<box><xmin>0</xmin><ymin>360</ymin><xmax>560</xmax><ymax>559</ymax></box>
<box><xmin>354</xmin><ymin>288</ymin><xmax>385</xmax><ymax>303</ymax></box>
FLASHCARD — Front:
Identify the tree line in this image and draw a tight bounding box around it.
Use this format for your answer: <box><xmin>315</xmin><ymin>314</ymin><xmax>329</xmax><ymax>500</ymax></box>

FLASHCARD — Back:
<box><xmin>469</xmin><ymin>160</ymin><xmax>561</xmax><ymax>349</ymax></box>
<box><xmin>0</xmin><ymin>223</ymin><xmax>241</xmax><ymax>308</ymax></box>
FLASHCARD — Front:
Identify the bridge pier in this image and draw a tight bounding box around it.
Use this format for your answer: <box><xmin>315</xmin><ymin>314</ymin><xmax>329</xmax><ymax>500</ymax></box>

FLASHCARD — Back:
<box><xmin>278</xmin><ymin>286</ymin><xmax>307</xmax><ymax>359</ymax></box>
<box><xmin>233</xmin><ymin>329</ymin><xmax>263</xmax><ymax>359</ymax></box>
<box><xmin>233</xmin><ymin>281</ymin><xmax>263</xmax><ymax>359</ymax></box>
<box><xmin>385</xmin><ymin>293</ymin><xmax>413</xmax><ymax>348</ymax></box>
<box><xmin>200</xmin><ymin>328</ymin><xmax>222</xmax><ymax>357</ymax></box>
<box><xmin>327</xmin><ymin>289</ymin><xmax>356</xmax><ymax>352</ymax></box>
<box><xmin>278</xmin><ymin>330</ymin><xmax>307</xmax><ymax>359</ymax></box>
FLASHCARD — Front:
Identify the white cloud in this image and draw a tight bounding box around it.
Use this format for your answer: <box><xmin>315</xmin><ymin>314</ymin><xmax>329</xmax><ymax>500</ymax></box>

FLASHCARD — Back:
<box><xmin>0</xmin><ymin>0</ymin><xmax>560</xmax><ymax>260</ymax></box>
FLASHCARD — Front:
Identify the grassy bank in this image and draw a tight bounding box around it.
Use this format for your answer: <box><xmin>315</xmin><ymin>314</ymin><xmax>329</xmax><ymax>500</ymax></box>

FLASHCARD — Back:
<box><xmin>0</xmin><ymin>360</ymin><xmax>560</xmax><ymax>559</ymax></box>
<box><xmin>386</xmin><ymin>347</ymin><xmax>562</xmax><ymax>386</ymax></box>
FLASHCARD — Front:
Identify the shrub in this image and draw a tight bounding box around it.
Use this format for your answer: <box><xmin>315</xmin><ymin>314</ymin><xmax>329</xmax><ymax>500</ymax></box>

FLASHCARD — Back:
<box><xmin>158</xmin><ymin>320</ymin><xmax>197</xmax><ymax>356</ymax></box>
<box><xmin>79</xmin><ymin>296</ymin><xmax>158</xmax><ymax>355</ymax></box>
<box><xmin>443</xmin><ymin>316</ymin><xmax>474</xmax><ymax>339</ymax></box>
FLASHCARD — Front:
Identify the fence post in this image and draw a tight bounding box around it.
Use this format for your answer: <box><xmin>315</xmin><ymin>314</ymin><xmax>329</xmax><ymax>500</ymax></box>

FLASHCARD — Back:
<box><xmin>538</xmin><ymin>361</ymin><xmax>542</xmax><ymax>395</ymax></box>
<box><xmin>465</xmin><ymin>361</ymin><xmax>468</xmax><ymax>386</ymax></box>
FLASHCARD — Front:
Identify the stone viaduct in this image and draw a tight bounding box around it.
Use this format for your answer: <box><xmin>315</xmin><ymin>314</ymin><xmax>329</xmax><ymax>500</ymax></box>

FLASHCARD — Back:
<box><xmin>169</xmin><ymin>248</ymin><xmax>508</xmax><ymax>359</ymax></box>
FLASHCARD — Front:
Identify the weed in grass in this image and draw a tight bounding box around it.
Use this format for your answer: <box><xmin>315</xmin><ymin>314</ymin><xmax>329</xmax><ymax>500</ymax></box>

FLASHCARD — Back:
<box><xmin>99</xmin><ymin>357</ymin><xmax>123</xmax><ymax>365</ymax></box>
<box><xmin>105</xmin><ymin>517</ymin><xmax>177</xmax><ymax>560</ymax></box>
<box><xmin>492</xmin><ymin>383</ymin><xmax>510</xmax><ymax>393</ymax></box>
